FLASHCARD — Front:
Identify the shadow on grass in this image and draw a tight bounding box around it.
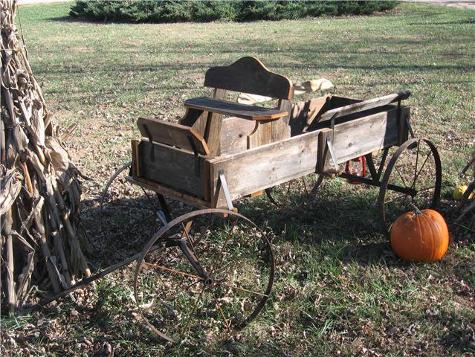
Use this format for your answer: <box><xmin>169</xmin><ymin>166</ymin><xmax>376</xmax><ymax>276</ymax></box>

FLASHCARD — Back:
<box><xmin>79</xmin><ymin>177</ymin><xmax>397</xmax><ymax>271</ymax></box>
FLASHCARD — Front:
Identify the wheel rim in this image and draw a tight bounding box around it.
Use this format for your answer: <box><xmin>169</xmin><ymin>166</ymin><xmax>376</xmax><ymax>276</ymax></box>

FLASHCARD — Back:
<box><xmin>99</xmin><ymin>162</ymin><xmax>162</xmax><ymax>245</ymax></box>
<box><xmin>377</xmin><ymin>138</ymin><xmax>442</xmax><ymax>229</ymax></box>
<box><xmin>134</xmin><ymin>209</ymin><xmax>275</xmax><ymax>342</ymax></box>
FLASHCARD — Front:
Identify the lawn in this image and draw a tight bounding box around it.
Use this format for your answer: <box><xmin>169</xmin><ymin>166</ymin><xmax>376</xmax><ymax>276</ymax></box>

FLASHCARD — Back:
<box><xmin>1</xmin><ymin>1</ymin><xmax>474</xmax><ymax>356</ymax></box>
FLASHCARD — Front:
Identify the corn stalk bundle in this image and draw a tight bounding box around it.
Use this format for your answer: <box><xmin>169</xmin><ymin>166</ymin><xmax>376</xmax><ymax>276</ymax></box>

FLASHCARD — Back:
<box><xmin>1</xmin><ymin>0</ymin><xmax>89</xmax><ymax>315</ymax></box>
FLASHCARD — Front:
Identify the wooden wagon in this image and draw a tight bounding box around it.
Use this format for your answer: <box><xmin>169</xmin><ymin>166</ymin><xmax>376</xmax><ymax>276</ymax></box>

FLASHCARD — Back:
<box><xmin>102</xmin><ymin>57</ymin><xmax>441</xmax><ymax>342</ymax></box>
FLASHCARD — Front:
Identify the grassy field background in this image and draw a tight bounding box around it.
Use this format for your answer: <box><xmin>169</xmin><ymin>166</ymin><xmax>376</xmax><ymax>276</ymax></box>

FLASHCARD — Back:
<box><xmin>1</xmin><ymin>2</ymin><xmax>474</xmax><ymax>356</ymax></box>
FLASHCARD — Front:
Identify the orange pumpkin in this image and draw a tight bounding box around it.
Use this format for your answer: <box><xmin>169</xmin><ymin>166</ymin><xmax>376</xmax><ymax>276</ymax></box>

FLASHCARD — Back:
<box><xmin>390</xmin><ymin>208</ymin><xmax>449</xmax><ymax>262</ymax></box>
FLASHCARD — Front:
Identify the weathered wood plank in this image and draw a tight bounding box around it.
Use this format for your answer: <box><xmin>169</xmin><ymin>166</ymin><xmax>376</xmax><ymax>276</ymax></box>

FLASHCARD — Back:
<box><xmin>290</xmin><ymin>95</ymin><xmax>331</xmax><ymax>135</ymax></box>
<box><xmin>138</xmin><ymin>141</ymin><xmax>205</xmax><ymax>198</ymax></box>
<box><xmin>131</xmin><ymin>139</ymin><xmax>140</xmax><ymax>177</ymax></box>
<box><xmin>318</xmin><ymin>91</ymin><xmax>410</xmax><ymax>123</ymax></box>
<box><xmin>184</xmin><ymin>97</ymin><xmax>288</xmax><ymax>121</ymax></box>
<box><xmin>204</xmin><ymin>57</ymin><xmax>293</xmax><ymax>100</ymax></box>
<box><xmin>220</xmin><ymin>117</ymin><xmax>256</xmax><ymax>155</ymax></box>
<box><xmin>247</xmin><ymin>121</ymin><xmax>272</xmax><ymax>149</ymax></box>
<box><xmin>328</xmin><ymin>106</ymin><xmax>410</xmax><ymax>165</ymax></box>
<box><xmin>202</xmin><ymin>88</ymin><xmax>226</xmax><ymax>157</ymax></box>
<box><xmin>208</xmin><ymin>130</ymin><xmax>322</xmax><ymax>207</ymax></box>
<box><xmin>137</xmin><ymin>117</ymin><xmax>209</xmax><ymax>155</ymax></box>
<box><xmin>272</xmin><ymin>99</ymin><xmax>292</xmax><ymax>141</ymax></box>
<box><xmin>127</xmin><ymin>176</ymin><xmax>211</xmax><ymax>209</ymax></box>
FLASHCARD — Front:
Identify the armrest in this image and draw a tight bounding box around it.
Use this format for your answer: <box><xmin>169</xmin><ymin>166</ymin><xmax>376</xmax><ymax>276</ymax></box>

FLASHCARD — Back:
<box><xmin>184</xmin><ymin>97</ymin><xmax>288</xmax><ymax>121</ymax></box>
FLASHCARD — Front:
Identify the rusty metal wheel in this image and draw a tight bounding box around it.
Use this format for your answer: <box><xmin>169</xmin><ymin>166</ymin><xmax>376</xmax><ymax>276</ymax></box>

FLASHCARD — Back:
<box><xmin>99</xmin><ymin>162</ymin><xmax>166</xmax><ymax>244</ymax></box>
<box><xmin>133</xmin><ymin>209</ymin><xmax>275</xmax><ymax>343</ymax></box>
<box><xmin>377</xmin><ymin>138</ymin><xmax>442</xmax><ymax>229</ymax></box>
<box><xmin>265</xmin><ymin>174</ymin><xmax>324</xmax><ymax>207</ymax></box>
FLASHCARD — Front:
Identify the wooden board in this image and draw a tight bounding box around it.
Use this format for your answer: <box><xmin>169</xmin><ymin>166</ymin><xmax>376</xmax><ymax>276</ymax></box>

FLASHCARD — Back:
<box><xmin>184</xmin><ymin>97</ymin><xmax>288</xmax><ymax>121</ymax></box>
<box><xmin>137</xmin><ymin>118</ymin><xmax>209</xmax><ymax>155</ymax></box>
<box><xmin>202</xmin><ymin>88</ymin><xmax>226</xmax><ymax>157</ymax></box>
<box><xmin>318</xmin><ymin>106</ymin><xmax>410</xmax><ymax>173</ymax></box>
<box><xmin>208</xmin><ymin>130</ymin><xmax>322</xmax><ymax>207</ymax></box>
<box><xmin>220</xmin><ymin>117</ymin><xmax>256</xmax><ymax>155</ymax></box>
<box><xmin>290</xmin><ymin>95</ymin><xmax>331</xmax><ymax>135</ymax></box>
<box><xmin>204</xmin><ymin>57</ymin><xmax>293</xmax><ymax>100</ymax></box>
<box><xmin>127</xmin><ymin>176</ymin><xmax>211</xmax><ymax>209</ymax></box>
<box><xmin>138</xmin><ymin>140</ymin><xmax>206</xmax><ymax>199</ymax></box>
<box><xmin>318</xmin><ymin>91</ymin><xmax>410</xmax><ymax>123</ymax></box>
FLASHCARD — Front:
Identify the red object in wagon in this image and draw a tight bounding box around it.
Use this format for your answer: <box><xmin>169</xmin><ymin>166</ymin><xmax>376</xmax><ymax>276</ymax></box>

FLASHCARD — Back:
<box><xmin>345</xmin><ymin>156</ymin><xmax>367</xmax><ymax>184</ymax></box>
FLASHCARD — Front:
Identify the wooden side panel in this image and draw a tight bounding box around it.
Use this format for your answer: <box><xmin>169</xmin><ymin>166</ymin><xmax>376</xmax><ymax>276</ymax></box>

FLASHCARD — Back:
<box><xmin>138</xmin><ymin>141</ymin><xmax>205</xmax><ymax>199</ymax></box>
<box><xmin>208</xmin><ymin>130</ymin><xmax>321</xmax><ymax>207</ymax></box>
<box><xmin>204</xmin><ymin>57</ymin><xmax>293</xmax><ymax>100</ymax></box>
<box><xmin>137</xmin><ymin>118</ymin><xmax>209</xmax><ymax>155</ymax></box>
<box><xmin>330</xmin><ymin>106</ymin><xmax>410</xmax><ymax>165</ymax></box>
<box><xmin>248</xmin><ymin>121</ymin><xmax>273</xmax><ymax>149</ymax></box>
<box><xmin>127</xmin><ymin>176</ymin><xmax>211</xmax><ymax>209</ymax></box>
<box><xmin>290</xmin><ymin>96</ymin><xmax>331</xmax><ymax>135</ymax></box>
<box><xmin>318</xmin><ymin>91</ymin><xmax>410</xmax><ymax>123</ymax></box>
<box><xmin>220</xmin><ymin>117</ymin><xmax>256</xmax><ymax>155</ymax></box>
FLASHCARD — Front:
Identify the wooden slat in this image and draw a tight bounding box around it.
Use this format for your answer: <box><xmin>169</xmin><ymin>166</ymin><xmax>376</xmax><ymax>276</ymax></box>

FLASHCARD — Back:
<box><xmin>208</xmin><ymin>130</ymin><xmax>322</xmax><ymax>207</ymax></box>
<box><xmin>204</xmin><ymin>57</ymin><xmax>293</xmax><ymax>100</ymax></box>
<box><xmin>184</xmin><ymin>97</ymin><xmax>288</xmax><ymax>121</ymax></box>
<box><xmin>127</xmin><ymin>176</ymin><xmax>211</xmax><ymax>209</ymax></box>
<box><xmin>137</xmin><ymin>117</ymin><xmax>209</xmax><ymax>155</ymax></box>
<box><xmin>220</xmin><ymin>117</ymin><xmax>256</xmax><ymax>155</ymax></box>
<box><xmin>318</xmin><ymin>91</ymin><xmax>410</xmax><ymax>123</ymax></box>
<box><xmin>138</xmin><ymin>141</ymin><xmax>205</xmax><ymax>198</ymax></box>
<box><xmin>271</xmin><ymin>99</ymin><xmax>292</xmax><ymax>141</ymax></box>
<box><xmin>328</xmin><ymin>106</ymin><xmax>410</xmax><ymax>165</ymax></box>
<box><xmin>202</xmin><ymin>88</ymin><xmax>226</xmax><ymax>157</ymax></box>
<box><xmin>290</xmin><ymin>95</ymin><xmax>330</xmax><ymax>134</ymax></box>
<box><xmin>131</xmin><ymin>139</ymin><xmax>140</xmax><ymax>177</ymax></box>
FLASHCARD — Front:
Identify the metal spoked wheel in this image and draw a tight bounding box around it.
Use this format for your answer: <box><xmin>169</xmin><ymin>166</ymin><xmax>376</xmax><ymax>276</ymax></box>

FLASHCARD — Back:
<box><xmin>134</xmin><ymin>209</ymin><xmax>275</xmax><ymax>343</ymax></box>
<box><xmin>377</xmin><ymin>138</ymin><xmax>442</xmax><ymax>229</ymax></box>
<box><xmin>265</xmin><ymin>174</ymin><xmax>324</xmax><ymax>207</ymax></box>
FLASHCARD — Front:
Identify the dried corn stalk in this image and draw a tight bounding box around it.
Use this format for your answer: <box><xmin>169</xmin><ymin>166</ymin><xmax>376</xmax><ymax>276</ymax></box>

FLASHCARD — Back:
<box><xmin>1</xmin><ymin>0</ymin><xmax>89</xmax><ymax>314</ymax></box>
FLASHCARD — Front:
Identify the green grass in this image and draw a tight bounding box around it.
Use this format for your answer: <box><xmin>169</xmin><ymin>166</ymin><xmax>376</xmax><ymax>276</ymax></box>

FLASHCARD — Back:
<box><xmin>1</xmin><ymin>2</ymin><xmax>474</xmax><ymax>356</ymax></box>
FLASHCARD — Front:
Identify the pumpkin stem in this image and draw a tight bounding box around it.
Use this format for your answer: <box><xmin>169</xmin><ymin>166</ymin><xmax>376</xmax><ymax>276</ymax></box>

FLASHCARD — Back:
<box><xmin>409</xmin><ymin>202</ymin><xmax>423</xmax><ymax>215</ymax></box>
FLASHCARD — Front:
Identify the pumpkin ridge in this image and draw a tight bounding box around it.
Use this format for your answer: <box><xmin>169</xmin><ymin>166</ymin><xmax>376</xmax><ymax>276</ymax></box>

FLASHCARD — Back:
<box><xmin>422</xmin><ymin>211</ymin><xmax>435</xmax><ymax>262</ymax></box>
<box><xmin>415</xmin><ymin>210</ymin><xmax>424</xmax><ymax>261</ymax></box>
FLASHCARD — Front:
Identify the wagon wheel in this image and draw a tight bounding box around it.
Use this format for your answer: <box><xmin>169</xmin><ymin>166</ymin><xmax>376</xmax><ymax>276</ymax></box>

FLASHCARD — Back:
<box><xmin>134</xmin><ymin>209</ymin><xmax>274</xmax><ymax>343</ymax></box>
<box><xmin>265</xmin><ymin>174</ymin><xmax>324</xmax><ymax>207</ymax></box>
<box><xmin>99</xmin><ymin>162</ymin><xmax>166</xmax><ymax>245</ymax></box>
<box><xmin>377</xmin><ymin>138</ymin><xmax>442</xmax><ymax>229</ymax></box>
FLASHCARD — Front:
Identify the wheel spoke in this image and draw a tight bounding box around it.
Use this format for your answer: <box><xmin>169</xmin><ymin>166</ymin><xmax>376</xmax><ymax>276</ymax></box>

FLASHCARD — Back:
<box><xmin>180</xmin><ymin>286</ymin><xmax>205</xmax><ymax>334</ymax></box>
<box><xmin>141</xmin><ymin>187</ymin><xmax>160</xmax><ymax>210</ymax></box>
<box><xmin>413</xmin><ymin>151</ymin><xmax>432</xmax><ymax>187</ymax></box>
<box><xmin>394</xmin><ymin>165</ymin><xmax>410</xmax><ymax>188</ymax></box>
<box><xmin>216</xmin><ymin>303</ymin><xmax>232</xmax><ymax>330</ymax></box>
<box><xmin>411</xmin><ymin>141</ymin><xmax>421</xmax><ymax>189</ymax></box>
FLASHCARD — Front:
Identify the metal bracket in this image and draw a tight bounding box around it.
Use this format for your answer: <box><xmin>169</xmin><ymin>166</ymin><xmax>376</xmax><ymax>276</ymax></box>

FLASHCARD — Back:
<box><xmin>143</xmin><ymin>124</ymin><xmax>155</xmax><ymax>161</ymax></box>
<box><xmin>218</xmin><ymin>171</ymin><xmax>234</xmax><ymax>211</ymax></box>
<box><xmin>326</xmin><ymin>137</ymin><xmax>338</xmax><ymax>170</ymax></box>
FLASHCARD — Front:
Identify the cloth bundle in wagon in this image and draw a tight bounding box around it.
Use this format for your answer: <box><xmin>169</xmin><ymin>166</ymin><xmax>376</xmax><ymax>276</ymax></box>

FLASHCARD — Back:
<box><xmin>103</xmin><ymin>57</ymin><xmax>441</xmax><ymax>341</ymax></box>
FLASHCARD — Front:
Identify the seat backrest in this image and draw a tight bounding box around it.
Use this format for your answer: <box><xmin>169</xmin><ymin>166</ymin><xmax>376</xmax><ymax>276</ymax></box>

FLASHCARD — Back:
<box><xmin>137</xmin><ymin>117</ymin><xmax>209</xmax><ymax>155</ymax></box>
<box><xmin>204</xmin><ymin>57</ymin><xmax>293</xmax><ymax>100</ymax></box>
